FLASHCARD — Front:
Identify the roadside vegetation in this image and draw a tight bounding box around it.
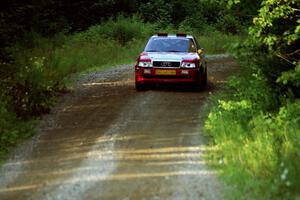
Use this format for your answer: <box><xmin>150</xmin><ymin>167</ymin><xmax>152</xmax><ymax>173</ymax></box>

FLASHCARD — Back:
<box><xmin>204</xmin><ymin>1</ymin><xmax>300</xmax><ymax>199</ymax></box>
<box><xmin>0</xmin><ymin>16</ymin><xmax>151</xmax><ymax>160</ymax></box>
<box><xmin>1</xmin><ymin>0</ymin><xmax>299</xmax><ymax>199</ymax></box>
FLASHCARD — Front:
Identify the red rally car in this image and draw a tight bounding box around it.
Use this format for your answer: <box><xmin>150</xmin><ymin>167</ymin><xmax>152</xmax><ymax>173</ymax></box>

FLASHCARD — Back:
<box><xmin>135</xmin><ymin>33</ymin><xmax>207</xmax><ymax>91</ymax></box>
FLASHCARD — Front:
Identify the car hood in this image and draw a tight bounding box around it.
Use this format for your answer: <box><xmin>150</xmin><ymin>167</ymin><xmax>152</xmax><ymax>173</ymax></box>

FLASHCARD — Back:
<box><xmin>146</xmin><ymin>52</ymin><xmax>199</xmax><ymax>61</ymax></box>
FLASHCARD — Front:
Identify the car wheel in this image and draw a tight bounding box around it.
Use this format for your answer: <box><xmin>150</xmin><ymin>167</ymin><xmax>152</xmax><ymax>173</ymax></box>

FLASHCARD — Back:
<box><xmin>194</xmin><ymin>65</ymin><xmax>207</xmax><ymax>91</ymax></box>
<box><xmin>135</xmin><ymin>82</ymin><xmax>147</xmax><ymax>91</ymax></box>
<box><xmin>193</xmin><ymin>77</ymin><xmax>203</xmax><ymax>91</ymax></box>
<box><xmin>201</xmin><ymin>66</ymin><xmax>207</xmax><ymax>88</ymax></box>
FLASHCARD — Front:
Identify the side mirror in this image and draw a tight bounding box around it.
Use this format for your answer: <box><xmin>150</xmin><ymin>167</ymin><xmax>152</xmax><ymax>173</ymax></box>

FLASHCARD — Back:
<box><xmin>197</xmin><ymin>48</ymin><xmax>204</xmax><ymax>54</ymax></box>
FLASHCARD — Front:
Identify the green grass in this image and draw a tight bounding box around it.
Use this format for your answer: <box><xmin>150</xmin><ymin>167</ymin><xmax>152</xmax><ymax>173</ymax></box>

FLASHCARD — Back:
<box><xmin>197</xmin><ymin>31</ymin><xmax>242</xmax><ymax>54</ymax></box>
<box><xmin>203</xmin><ymin>68</ymin><xmax>300</xmax><ymax>199</ymax></box>
<box><xmin>0</xmin><ymin>101</ymin><xmax>35</xmax><ymax>162</ymax></box>
<box><xmin>49</xmin><ymin>38</ymin><xmax>146</xmax><ymax>80</ymax></box>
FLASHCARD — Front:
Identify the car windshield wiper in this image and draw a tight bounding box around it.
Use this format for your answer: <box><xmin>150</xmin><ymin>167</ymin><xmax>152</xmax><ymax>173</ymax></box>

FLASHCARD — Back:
<box><xmin>166</xmin><ymin>50</ymin><xmax>185</xmax><ymax>52</ymax></box>
<box><xmin>146</xmin><ymin>50</ymin><xmax>160</xmax><ymax>52</ymax></box>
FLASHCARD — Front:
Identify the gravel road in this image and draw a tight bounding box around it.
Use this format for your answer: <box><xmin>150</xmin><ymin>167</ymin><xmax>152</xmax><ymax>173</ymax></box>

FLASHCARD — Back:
<box><xmin>0</xmin><ymin>55</ymin><xmax>238</xmax><ymax>200</ymax></box>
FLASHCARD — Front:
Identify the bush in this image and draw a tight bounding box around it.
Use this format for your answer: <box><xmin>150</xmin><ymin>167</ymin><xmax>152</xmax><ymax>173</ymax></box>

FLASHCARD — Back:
<box><xmin>196</xmin><ymin>31</ymin><xmax>242</xmax><ymax>54</ymax></box>
<box><xmin>216</xmin><ymin>14</ymin><xmax>242</xmax><ymax>34</ymax></box>
<box><xmin>205</xmin><ymin>62</ymin><xmax>300</xmax><ymax>199</ymax></box>
<box><xmin>72</xmin><ymin>15</ymin><xmax>154</xmax><ymax>45</ymax></box>
<box><xmin>0</xmin><ymin>101</ymin><xmax>33</xmax><ymax>160</ymax></box>
<box><xmin>138</xmin><ymin>0</ymin><xmax>172</xmax><ymax>27</ymax></box>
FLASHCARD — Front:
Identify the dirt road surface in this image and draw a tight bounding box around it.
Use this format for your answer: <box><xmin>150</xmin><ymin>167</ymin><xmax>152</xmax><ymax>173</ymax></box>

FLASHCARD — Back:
<box><xmin>0</xmin><ymin>55</ymin><xmax>237</xmax><ymax>200</ymax></box>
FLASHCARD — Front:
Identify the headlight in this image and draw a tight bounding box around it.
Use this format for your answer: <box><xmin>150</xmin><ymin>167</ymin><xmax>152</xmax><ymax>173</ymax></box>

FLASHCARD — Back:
<box><xmin>138</xmin><ymin>61</ymin><xmax>153</xmax><ymax>67</ymax></box>
<box><xmin>181</xmin><ymin>62</ymin><xmax>196</xmax><ymax>68</ymax></box>
<box><xmin>137</xmin><ymin>56</ymin><xmax>152</xmax><ymax>67</ymax></box>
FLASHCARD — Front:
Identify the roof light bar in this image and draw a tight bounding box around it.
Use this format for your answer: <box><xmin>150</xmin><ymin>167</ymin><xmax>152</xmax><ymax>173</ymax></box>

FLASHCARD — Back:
<box><xmin>176</xmin><ymin>33</ymin><xmax>187</xmax><ymax>37</ymax></box>
<box><xmin>157</xmin><ymin>33</ymin><xmax>168</xmax><ymax>36</ymax></box>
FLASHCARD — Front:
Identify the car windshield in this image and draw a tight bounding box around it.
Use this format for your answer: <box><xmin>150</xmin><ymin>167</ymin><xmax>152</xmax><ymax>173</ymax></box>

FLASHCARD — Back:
<box><xmin>144</xmin><ymin>38</ymin><xmax>196</xmax><ymax>53</ymax></box>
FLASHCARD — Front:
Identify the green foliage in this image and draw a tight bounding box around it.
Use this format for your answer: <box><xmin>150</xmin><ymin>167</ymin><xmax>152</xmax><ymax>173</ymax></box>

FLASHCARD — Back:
<box><xmin>2</xmin><ymin>34</ymin><xmax>67</xmax><ymax>118</ymax></box>
<box><xmin>205</xmin><ymin>0</ymin><xmax>300</xmax><ymax>199</ymax></box>
<box><xmin>138</xmin><ymin>0</ymin><xmax>248</xmax><ymax>34</ymax></box>
<box><xmin>205</xmin><ymin>72</ymin><xmax>300</xmax><ymax>199</ymax></box>
<box><xmin>215</xmin><ymin>14</ymin><xmax>243</xmax><ymax>34</ymax></box>
<box><xmin>171</xmin><ymin>0</ymin><xmax>223</xmax><ymax>26</ymax></box>
<box><xmin>0</xmin><ymin>0</ymin><xmax>125</xmax><ymax>48</ymax></box>
<box><xmin>0</xmin><ymin>101</ymin><xmax>33</xmax><ymax>160</ymax></box>
<box><xmin>197</xmin><ymin>31</ymin><xmax>242</xmax><ymax>54</ymax></box>
<box><xmin>12</xmin><ymin>56</ymin><xmax>60</xmax><ymax>117</ymax></box>
<box><xmin>72</xmin><ymin>15</ymin><xmax>155</xmax><ymax>45</ymax></box>
<box><xmin>139</xmin><ymin>0</ymin><xmax>172</xmax><ymax>27</ymax></box>
<box><xmin>249</xmin><ymin>0</ymin><xmax>300</xmax><ymax>96</ymax></box>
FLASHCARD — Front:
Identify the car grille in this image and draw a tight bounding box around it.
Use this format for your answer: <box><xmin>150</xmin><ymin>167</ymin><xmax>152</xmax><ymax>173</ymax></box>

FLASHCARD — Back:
<box><xmin>153</xmin><ymin>61</ymin><xmax>180</xmax><ymax>68</ymax></box>
<box><xmin>143</xmin><ymin>75</ymin><xmax>192</xmax><ymax>79</ymax></box>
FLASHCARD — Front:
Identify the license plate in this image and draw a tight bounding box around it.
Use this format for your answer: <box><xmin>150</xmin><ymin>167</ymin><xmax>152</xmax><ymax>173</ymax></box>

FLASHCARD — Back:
<box><xmin>155</xmin><ymin>69</ymin><xmax>176</xmax><ymax>75</ymax></box>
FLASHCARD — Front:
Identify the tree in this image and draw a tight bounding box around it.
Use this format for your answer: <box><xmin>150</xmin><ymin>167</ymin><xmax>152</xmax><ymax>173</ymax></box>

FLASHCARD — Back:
<box><xmin>226</xmin><ymin>0</ymin><xmax>300</xmax><ymax>97</ymax></box>
<box><xmin>250</xmin><ymin>0</ymin><xmax>300</xmax><ymax>96</ymax></box>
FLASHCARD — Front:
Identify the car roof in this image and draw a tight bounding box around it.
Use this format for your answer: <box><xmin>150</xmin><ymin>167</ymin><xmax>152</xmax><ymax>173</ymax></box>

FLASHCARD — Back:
<box><xmin>151</xmin><ymin>34</ymin><xmax>194</xmax><ymax>39</ymax></box>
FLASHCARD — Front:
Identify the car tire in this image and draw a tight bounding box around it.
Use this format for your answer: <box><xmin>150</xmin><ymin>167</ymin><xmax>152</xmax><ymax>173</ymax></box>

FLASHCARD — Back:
<box><xmin>135</xmin><ymin>82</ymin><xmax>147</xmax><ymax>91</ymax></box>
<box><xmin>193</xmin><ymin>78</ymin><xmax>203</xmax><ymax>91</ymax></box>
<box><xmin>194</xmin><ymin>65</ymin><xmax>207</xmax><ymax>91</ymax></box>
<box><xmin>201</xmin><ymin>66</ymin><xmax>207</xmax><ymax>88</ymax></box>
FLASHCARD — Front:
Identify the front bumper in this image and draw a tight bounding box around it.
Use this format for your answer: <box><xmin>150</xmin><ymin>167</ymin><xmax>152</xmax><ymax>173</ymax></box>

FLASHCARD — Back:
<box><xmin>135</xmin><ymin>67</ymin><xmax>201</xmax><ymax>85</ymax></box>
